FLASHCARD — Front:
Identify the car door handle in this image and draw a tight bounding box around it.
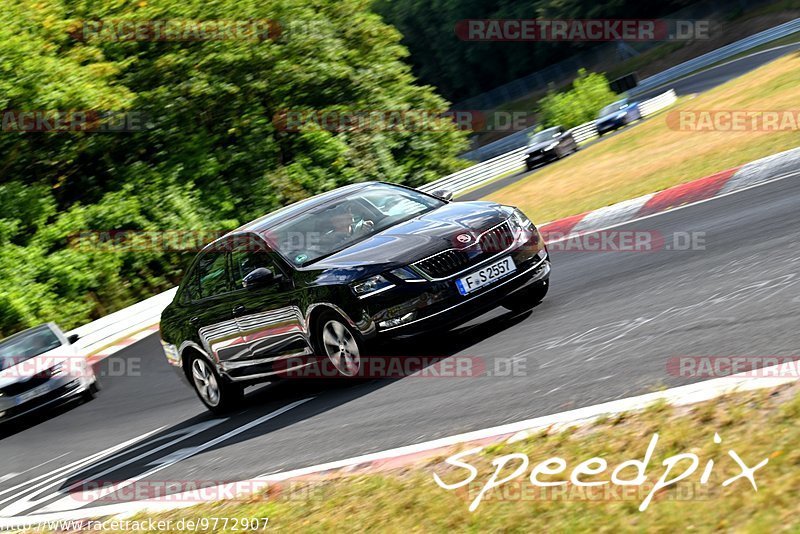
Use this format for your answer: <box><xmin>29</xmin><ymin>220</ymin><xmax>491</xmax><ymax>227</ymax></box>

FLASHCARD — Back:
<box><xmin>232</xmin><ymin>305</ymin><xmax>247</xmax><ymax>317</ymax></box>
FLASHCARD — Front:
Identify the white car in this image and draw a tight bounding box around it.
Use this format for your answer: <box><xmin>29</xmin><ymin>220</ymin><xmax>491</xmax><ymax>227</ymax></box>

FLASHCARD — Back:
<box><xmin>0</xmin><ymin>322</ymin><xmax>98</xmax><ymax>423</ymax></box>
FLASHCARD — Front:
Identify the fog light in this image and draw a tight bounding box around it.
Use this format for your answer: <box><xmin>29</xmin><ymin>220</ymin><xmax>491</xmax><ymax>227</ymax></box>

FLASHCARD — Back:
<box><xmin>378</xmin><ymin>312</ymin><xmax>417</xmax><ymax>329</ymax></box>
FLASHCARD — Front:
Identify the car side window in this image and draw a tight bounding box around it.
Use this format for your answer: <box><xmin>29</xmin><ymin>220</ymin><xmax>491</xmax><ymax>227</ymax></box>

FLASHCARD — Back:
<box><xmin>197</xmin><ymin>250</ymin><xmax>231</xmax><ymax>299</ymax></box>
<box><xmin>230</xmin><ymin>240</ymin><xmax>278</xmax><ymax>289</ymax></box>
<box><xmin>181</xmin><ymin>267</ymin><xmax>201</xmax><ymax>303</ymax></box>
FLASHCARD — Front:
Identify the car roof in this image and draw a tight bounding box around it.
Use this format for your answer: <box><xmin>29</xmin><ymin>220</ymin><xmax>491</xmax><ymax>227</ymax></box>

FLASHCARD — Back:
<box><xmin>200</xmin><ymin>181</ymin><xmax>384</xmax><ymax>252</ymax></box>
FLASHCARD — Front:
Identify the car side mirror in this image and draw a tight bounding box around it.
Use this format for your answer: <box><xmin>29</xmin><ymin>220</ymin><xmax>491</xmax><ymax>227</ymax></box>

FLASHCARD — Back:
<box><xmin>67</xmin><ymin>333</ymin><xmax>80</xmax><ymax>345</ymax></box>
<box><xmin>243</xmin><ymin>267</ymin><xmax>277</xmax><ymax>289</ymax></box>
<box><xmin>432</xmin><ymin>189</ymin><xmax>454</xmax><ymax>202</ymax></box>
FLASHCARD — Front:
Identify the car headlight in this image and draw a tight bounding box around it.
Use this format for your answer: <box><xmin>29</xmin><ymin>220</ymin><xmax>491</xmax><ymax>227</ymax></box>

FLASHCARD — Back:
<box><xmin>390</xmin><ymin>267</ymin><xmax>426</xmax><ymax>282</ymax></box>
<box><xmin>509</xmin><ymin>208</ymin><xmax>534</xmax><ymax>231</ymax></box>
<box><xmin>352</xmin><ymin>275</ymin><xmax>395</xmax><ymax>298</ymax></box>
<box><xmin>544</xmin><ymin>141</ymin><xmax>559</xmax><ymax>150</ymax></box>
<box><xmin>160</xmin><ymin>341</ymin><xmax>180</xmax><ymax>364</ymax></box>
<box><xmin>49</xmin><ymin>362</ymin><xmax>66</xmax><ymax>377</ymax></box>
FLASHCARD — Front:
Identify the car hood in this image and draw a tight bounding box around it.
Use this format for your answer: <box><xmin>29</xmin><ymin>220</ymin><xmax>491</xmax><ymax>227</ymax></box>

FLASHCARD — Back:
<box><xmin>597</xmin><ymin>113</ymin><xmax>622</xmax><ymax>123</ymax></box>
<box><xmin>306</xmin><ymin>201</ymin><xmax>511</xmax><ymax>275</ymax></box>
<box><xmin>0</xmin><ymin>344</ymin><xmax>79</xmax><ymax>388</ymax></box>
<box><xmin>526</xmin><ymin>139</ymin><xmax>558</xmax><ymax>152</ymax></box>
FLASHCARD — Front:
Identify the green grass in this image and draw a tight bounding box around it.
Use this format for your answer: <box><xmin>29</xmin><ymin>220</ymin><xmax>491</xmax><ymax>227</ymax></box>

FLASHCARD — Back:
<box><xmin>80</xmin><ymin>382</ymin><xmax>800</xmax><ymax>533</ymax></box>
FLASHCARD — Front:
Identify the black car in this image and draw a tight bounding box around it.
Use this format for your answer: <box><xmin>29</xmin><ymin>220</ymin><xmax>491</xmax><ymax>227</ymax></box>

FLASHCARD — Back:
<box><xmin>595</xmin><ymin>98</ymin><xmax>641</xmax><ymax>136</ymax></box>
<box><xmin>524</xmin><ymin>126</ymin><xmax>578</xmax><ymax>170</ymax></box>
<box><xmin>160</xmin><ymin>182</ymin><xmax>550</xmax><ymax>413</ymax></box>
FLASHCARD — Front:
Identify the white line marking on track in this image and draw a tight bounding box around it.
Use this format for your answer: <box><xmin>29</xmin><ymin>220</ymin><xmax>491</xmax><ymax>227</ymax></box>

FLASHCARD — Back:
<box><xmin>0</xmin><ymin>454</ymin><xmax>71</xmax><ymax>487</ymax></box>
<box><xmin>39</xmin><ymin>398</ymin><xmax>312</xmax><ymax>514</ymax></box>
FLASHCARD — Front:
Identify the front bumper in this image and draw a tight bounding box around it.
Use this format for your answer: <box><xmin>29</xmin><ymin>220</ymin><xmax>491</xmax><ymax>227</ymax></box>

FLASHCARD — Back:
<box><xmin>526</xmin><ymin>149</ymin><xmax>557</xmax><ymax>167</ymax></box>
<box><xmin>0</xmin><ymin>375</ymin><xmax>93</xmax><ymax>422</ymax></box>
<box><xmin>364</xmin><ymin>230</ymin><xmax>550</xmax><ymax>337</ymax></box>
<box><xmin>597</xmin><ymin>116</ymin><xmax>626</xmax><ymax>133</ymax></box>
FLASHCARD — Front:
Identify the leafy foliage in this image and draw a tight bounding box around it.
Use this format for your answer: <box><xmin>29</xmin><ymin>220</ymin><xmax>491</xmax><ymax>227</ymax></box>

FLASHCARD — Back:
<box><xmin>537</xmin><ymin>69</ymin><xmax>617</xmax><ymax>128</ymax></box>
<box><xmin>0</xmin><ymin>0</ymin><xmax>469</xmax><ymax>336</ymax></box>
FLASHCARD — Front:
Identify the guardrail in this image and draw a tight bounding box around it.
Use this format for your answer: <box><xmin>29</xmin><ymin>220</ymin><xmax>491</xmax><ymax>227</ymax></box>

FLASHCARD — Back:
<box><xmin>63</xmin><ymin>90</ymin><xmax>678</xmax><ymax>355</ymax></box>
<box><xmin>569</xmin><ymin>122</ymin><xmax>598</xmax><ymax>144</ymax></box>
<box><xmin>418</xmin><ymin>147</ymin><xmax>530</xmax><ymax>195</ymax></box>
<box><xmin>629</xmin><ymin>18</ymin><xmax>800</xmax><ymax>96</ymax></box>
<box><xmin>422</xmin><ymin>89</ymin><xmax>677</xmax><ymax>197</ymax></box>
<box><xmin>67</xmin><ymin>288</ymin><xmax>175</xmax><ymax>356</ymax></box>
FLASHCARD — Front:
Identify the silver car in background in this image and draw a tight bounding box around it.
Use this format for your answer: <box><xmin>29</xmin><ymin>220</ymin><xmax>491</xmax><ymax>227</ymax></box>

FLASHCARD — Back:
<box><xmin>0</xmin><ymin>323</ymin><xmax>98</xmax><ymax>423</ymax></box>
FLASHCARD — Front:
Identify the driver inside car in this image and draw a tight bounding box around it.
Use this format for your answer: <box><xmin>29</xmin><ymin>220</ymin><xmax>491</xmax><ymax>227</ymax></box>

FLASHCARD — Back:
<box><xmin>320</xmin><ymin>205</ymin><xmax>375</xmax><ymax>249</ymax></box>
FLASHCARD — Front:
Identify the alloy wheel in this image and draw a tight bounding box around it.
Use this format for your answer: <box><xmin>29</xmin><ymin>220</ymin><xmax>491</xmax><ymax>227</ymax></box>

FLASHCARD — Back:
<box><xmin>191</xmin><ymin>358</ymin><xmax>220</xmax><ymax>407</ymax></box>
<box><xmin>321</xmin><ymin>320</ymin><xmax>361</xmax><ymax>377</ymax></box>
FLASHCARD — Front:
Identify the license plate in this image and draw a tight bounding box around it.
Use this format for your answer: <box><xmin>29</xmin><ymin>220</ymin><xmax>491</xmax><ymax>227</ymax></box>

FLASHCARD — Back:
<box><xmin>455</xmin><ymin>257</ymin><xmax>516</xmax><ymax>296</ymax></box>
<box><xmin>15</xmin><ymin>382</ymin><xmax>53</xmax><ymax>405</ymax></box>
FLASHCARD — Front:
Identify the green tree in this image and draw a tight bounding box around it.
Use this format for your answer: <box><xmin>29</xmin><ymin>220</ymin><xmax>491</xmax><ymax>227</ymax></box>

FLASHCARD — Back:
<box><xmin>537</xmin><ymin>68</ymin><xmax>617</xmax><ymax>128</ymax></box>
<box><xmin>0</xmin><ymin>0</ymin><xmax>469</xmax><ymax>335</ymax></box>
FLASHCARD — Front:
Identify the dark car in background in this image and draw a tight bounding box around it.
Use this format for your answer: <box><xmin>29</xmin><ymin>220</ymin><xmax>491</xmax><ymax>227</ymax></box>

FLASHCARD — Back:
<box><xmin>0</xmin><ymin>323</ymin><xmax>98</xmax><ymax>423</ymax></box>
<box><xmin>160</xmin><ymin>182</ymin><xmax>551</xmax><ymax>413</ymax></box>
<box><xmin>596</xmin><ymin>98</ymin><xmax>641</xmax><ymax>135</ymax></box>
<box><xmin>524</xmin><ymin>126</ymin><xmax>579</xmax><ymax>170</ymax></box>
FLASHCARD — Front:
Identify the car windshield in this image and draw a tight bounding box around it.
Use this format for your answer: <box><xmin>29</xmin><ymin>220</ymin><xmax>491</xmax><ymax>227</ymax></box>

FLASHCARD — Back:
<box><xmin>599</xmin><ymin>101</ymin><xmax>627</xmax><ymax>117</ymax></box>
<box><xmin>270</xmin><ymin>184</ymin><xmax>444</xmax><ymax>266</ymax></box>
<box><xmin>0</xmin><ymin>325</ymin><xmax>62</xmax><ymax>371</ymax></box>
<box><xmin>530</xmin><ymin>128</ymin><xmax>561</xmax><ymax>144</ymax></box>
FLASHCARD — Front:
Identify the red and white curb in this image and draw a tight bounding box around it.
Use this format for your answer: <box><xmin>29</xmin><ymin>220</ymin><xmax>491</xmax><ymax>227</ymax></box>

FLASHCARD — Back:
<box><xmin>85</xmin><ymin>324</ymin><xmax>160</xmax><ymax>366</ymax></box>
<box><xmin>538</xmin><ymin>146</ymin><xmax>800</xmax><ymax>239</ymax></box>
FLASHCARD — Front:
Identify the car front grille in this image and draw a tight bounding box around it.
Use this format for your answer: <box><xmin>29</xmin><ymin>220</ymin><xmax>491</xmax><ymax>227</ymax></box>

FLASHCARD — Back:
<box><xmin>0</xmin><ymin>374</ymin><xmax>50</xmax><ymax>397</ymax></box>
<box><xmin>413</xmin><ymin>249</ymin><xmax>472</xmax><ymax>279</ymax></box>
<box><xmin>412</xmin><ymin>221</ymin><xmax>516</xmax><ymax>280</ymax></box>
<box><xmin>2</xmin><ymin>380</ymin><xmax>81</xmax><ymax>419</ymax></box>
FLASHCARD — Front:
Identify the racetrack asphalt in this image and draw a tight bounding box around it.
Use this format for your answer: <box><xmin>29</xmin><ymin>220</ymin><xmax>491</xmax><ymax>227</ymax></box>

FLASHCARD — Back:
<box><xmin>2</xmin><ymin>166</ymin><xmax>798</xmax><ymax>518</ymax></box>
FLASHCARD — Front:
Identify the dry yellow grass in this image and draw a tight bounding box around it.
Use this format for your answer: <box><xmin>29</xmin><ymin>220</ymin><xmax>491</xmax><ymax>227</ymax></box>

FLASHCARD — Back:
<box><xmin>485</xmin><ymin>51</ymin><xmax>800</xmax><ymax>223</ymax></box>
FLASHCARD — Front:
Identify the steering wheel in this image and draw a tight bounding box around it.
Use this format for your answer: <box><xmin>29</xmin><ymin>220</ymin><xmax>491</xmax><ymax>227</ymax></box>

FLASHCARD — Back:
<box><xmin>351</xmin><ymin>218</ymin><xmax>374</xmax><ymax>235</ymax></box>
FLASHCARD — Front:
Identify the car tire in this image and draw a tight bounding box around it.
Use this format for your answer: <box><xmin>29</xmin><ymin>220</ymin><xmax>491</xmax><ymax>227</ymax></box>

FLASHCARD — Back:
<box><xmin>502</xmin><ymin>280</ymin><xmax>549</xmax><ymax>313</ymax></box>
<box><xmin>189</xmin><ymin>354</ymin><xmax>243</xmax><ymax>414</ymax></box>
<box><xmin>81</xmin><ymin>379</ymin><xmax>100</xmax><ymax>402</ymax></box>
<box><xmin>314</xmin><ymin>311</ymin><xmax>363</xmax><ymax>378</ymax></box>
